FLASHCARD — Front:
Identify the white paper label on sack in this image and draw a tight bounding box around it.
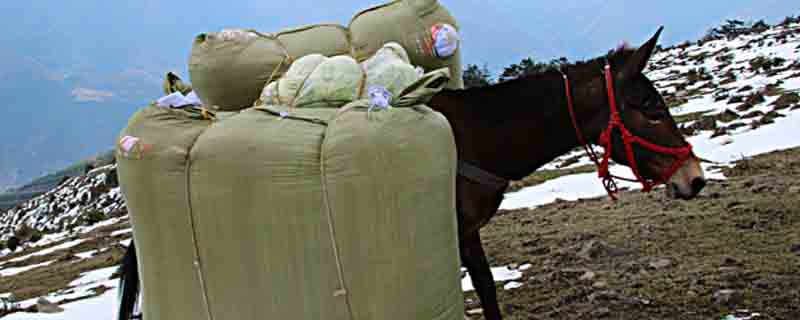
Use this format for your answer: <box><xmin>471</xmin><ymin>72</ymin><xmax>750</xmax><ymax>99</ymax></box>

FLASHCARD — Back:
<box><xmin>157</xmin><ymin>91</ymin><xmax>202</xmax><ymax>108</ymax></box>
<box><xmin>431</xmin><ymin>23</ymin><xmax>460</xmax><ymax>58</ymax></box>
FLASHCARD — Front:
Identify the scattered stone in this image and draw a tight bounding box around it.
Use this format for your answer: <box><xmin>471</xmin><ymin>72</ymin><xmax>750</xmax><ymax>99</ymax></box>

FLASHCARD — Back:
<box><xmin>715</xmin><ymin>109</ymin><xmax>741</xmax><ymax>123</ymax></box>
<box><xmin>727</xmin><ymin>123</ymin><xmax>748</xmax><ymax>131</ymax></box>
<box><xmin>593</xmin><ymin>281</ymin><xmax>608</xmax><ymax>289</ymax></box>
<box><xmin>723</xmin><ymin>257</ymin><xmax>741</xmax><ymax>266</ymax></box>
<box><xmin>735</xmin><ymin>103</ymin><xmax>754</xmax><ymax>112</ymax></box>
<box><xmin>737</xmin><ymin>85</ymin><xmax>754</xmax><ymax>93</ymax></box>
<box><xmin>764</xmin><ymin>83</ymin><xmax>784</xmax><ymax>96</ymax></box>
<box><xmin>690</xmin><ymin>116</ymin><xmax>718</xmax><ymax>131</ymax></box>
<box><xmin>527</xmin><ymin>246</ymin><xmax>550</xmax><ymax>256</ymax></box>
<box><xmin>592</xmin><ymin>307</ymin><xmax>611</xmax><ymax>318</ymax></box>
<box><xmin>560</xmin><ymin>268</ymin><xmax>588</xmax><ymax>279</ymax></box>
<box><xmin>753</xmin><ymin>278</ymin><xmax>772</xmax><ymax>289</ymax></box>
<box><xmin>745</xmin><ymin>92</ymin><xmax>766</xmax><ymax>105</ymax></box>
<box><xmin>719</xmin><ymin>77</ymin><xmax>737</xmax><ymax>85</ymax></box>
<box><xmin>714</xmin><ymin>93</ymin><xmax>730</xmax><ymax>102</ymax></box>
<box><xmin>577</xmin><ymin>240</ymin><xmax>626</xmax><ymax>260</ymax></box>
<box><xmin>772</xmin><ymin>92</ymin><xmax>800</xmax><ymax>110</ymax></box>
<box><xmin>589</xmin><ymin>290</ymin><xmax>651</xmax><ymax>305</ymax></box>
<box><xmin>588</xmin><ymin>290</ymin><xmax>618</xmax><ymax>303</ymax></box>
<box><xmin>759</xmin><ymin>111</ymin><xmax>785</xmax><ymax>125</ymax></box>
<box><xmin>580</xmin><ymin>271</ymin><xmax>597</xmax><ymax>281</ymax></box>
<box><xmin>36</xmin><ymin>297</ymin><xmax>64</xmax><ymax>314</ymax></box>
<box><xmin>740</xmin><ymin>110</ymin><xmax>765</xmax><ymax>119</ymax></box>
<box><xmin>718</xmin><ymin>266</ymin><xmax>738</xmax><ymax>273</ymax></box>
<box><xmin>649</xmin><ymin>258</ymin><xmax>673</xmax><ymax>269</ymax></box>
<box><xmin>727</xmin><ymin>95</ymin><xmax>744</xmax><ymax>104</ymax></box>
<box><xmin>710</xmin><ymin>127</ymin><xmax>729</xmax><ymax>139</ymax></box>
<box><xmin>56</xmin><ymin>254</ymin><xmax>80</xmax><ymax>263</ymax></box>
<box><xmin>713</xmin><ymin>289</ymin><xmax>742</xmax><ymax>306</ymax></box>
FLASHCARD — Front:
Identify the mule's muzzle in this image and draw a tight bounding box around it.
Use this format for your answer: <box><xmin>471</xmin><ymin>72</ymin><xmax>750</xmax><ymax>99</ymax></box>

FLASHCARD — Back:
<box><xmin>691</xmin><ymin>177</ymin><xmax>707</xmax><ymax>195</ymax></box>
<box><xmin>668</xmin><ymin>176</ymin><xmax>706</xmax><ymax>200</ymax></box>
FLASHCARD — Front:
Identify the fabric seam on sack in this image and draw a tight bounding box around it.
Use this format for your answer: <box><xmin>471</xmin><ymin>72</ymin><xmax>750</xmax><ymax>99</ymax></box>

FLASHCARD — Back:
<box><xmin>182</xmin><ymin>118</ymin><xmax>217</xmax><ymax>320</ymax></box>
<box><xmin>319</xmin><ymin>113</ymin><xmax>356</xmax><ymax>320</ymax></box>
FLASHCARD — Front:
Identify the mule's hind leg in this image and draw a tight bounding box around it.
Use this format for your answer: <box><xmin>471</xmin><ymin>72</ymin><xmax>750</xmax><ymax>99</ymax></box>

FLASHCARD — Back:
<box><xmin>117</xmin><ymin>242</ymin><xmax>141</xmax><ymax>320</ymax></box>
<box><xmin>461</xmin><ymin>230</ymin><xmax>502</xmax><ymax>320</ymax></box>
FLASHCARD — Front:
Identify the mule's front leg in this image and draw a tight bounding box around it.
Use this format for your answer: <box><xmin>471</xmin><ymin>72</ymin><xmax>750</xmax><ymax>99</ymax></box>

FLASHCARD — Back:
<box><xmin>461</xmin><ymin>230</ymin><xmax>502</xmax><ymax>320</ymax></box>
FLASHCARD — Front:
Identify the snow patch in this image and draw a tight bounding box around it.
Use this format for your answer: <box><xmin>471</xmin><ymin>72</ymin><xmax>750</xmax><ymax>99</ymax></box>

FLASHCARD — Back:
<box><xmin>0</xmin><ymin>261</ymin><xmax>55</xmax><ymax>277</ymax></box>
<box><xmin>5</xmin><ymin>239</ymin><xmax>85</xmax><ymax>264</ymax></box>
<box><xmin>68</xmin><ymin>266</ymin><xmax>117</xmax><ymax>287</ymax></box>
<box><xmin>462</xmin><ymin>266</ymin><xmax>524</xmax><ymax>292</ymax></box>
<box><xmin>110</xmin><ymin>228</ymin><xmax>132</xmax><ymax>237</ymax></box>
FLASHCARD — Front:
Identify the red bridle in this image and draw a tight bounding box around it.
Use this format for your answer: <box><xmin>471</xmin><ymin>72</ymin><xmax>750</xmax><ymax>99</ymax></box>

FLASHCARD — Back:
<box><xmin>562</xmin><ymin>63</ymin><xmax>694</xmax><ymax>200</ymax></box>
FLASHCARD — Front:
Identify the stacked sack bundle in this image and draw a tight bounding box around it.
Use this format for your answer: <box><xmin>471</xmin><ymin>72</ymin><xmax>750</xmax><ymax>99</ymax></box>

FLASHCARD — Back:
<box><xmin>189</xmin><ymin>0</ymin><xmax>462</xmax><ymax>111</ymax></box>
<box><xmin>258</xmin><ymin>42</ymin><xmax>423</xmax><ymax>109</ymax></box>
<box><xmin>115</xmin><ymin>2</ymin><xmax>465</xmax><ymax>320</ymax></box>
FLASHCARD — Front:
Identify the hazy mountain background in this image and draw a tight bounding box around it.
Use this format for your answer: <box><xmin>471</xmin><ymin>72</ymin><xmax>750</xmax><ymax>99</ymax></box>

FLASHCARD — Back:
<box><xmin>0</xmin><ymin>0</ymin><xmax>797</xmax><ymax>189</ymax></box>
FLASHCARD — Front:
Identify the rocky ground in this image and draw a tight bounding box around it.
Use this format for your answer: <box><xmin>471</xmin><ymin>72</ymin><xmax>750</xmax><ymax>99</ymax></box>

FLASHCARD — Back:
<box><xmin>468</xmin><ymin>147</ymin><xmax>800</xmax><ymax>320</ymax></box>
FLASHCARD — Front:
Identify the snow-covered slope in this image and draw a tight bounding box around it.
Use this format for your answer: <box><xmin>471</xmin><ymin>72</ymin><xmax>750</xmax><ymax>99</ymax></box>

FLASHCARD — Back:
<box><xmin>1</xmin><ymin>20</ymin><xmax>799</xmax><ymax>320</ymax></box>
<box><xmin>0</xmin><ymin>165</ymin><xmax>125</xmax><ymax>240</ymax></box>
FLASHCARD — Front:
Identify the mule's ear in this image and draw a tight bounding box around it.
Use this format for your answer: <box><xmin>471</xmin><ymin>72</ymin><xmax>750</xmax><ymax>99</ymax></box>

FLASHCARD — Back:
<box><xmin>622</xmin><ymin>26</ymin><xmax>663</xmax><ymax>80</ymax></box>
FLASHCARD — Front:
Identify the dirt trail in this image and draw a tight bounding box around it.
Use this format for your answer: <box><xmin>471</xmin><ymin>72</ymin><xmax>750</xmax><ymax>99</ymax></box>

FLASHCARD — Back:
<box><xmin>470</xmin><ymin>147</ymin><xmax>800</xmax><ymax>320</ymax></box>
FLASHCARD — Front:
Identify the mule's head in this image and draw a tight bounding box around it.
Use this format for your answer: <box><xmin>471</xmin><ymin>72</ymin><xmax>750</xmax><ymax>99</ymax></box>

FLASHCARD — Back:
<box><xmin>604</xmin><ymin>27</ymin><xmax>706</xmax><ymax>199</ymax></box>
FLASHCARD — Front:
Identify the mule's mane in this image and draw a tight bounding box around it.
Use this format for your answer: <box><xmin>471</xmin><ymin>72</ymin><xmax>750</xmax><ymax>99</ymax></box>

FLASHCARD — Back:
<box><xmin>493</xmin><ymin>46</ymin><xmax>637</xmax><ymax>88</ymax></box>
<box><xmin>435</xmin><ymin>46</ymin><xmax>638</xmax><ymax>124</ymax></box>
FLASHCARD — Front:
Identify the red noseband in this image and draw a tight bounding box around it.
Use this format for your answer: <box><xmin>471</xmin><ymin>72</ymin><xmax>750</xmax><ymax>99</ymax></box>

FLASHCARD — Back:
<box><xmin>563</xmin><ymin>63</ymin><xmax>693</xmax><ymax>200</ymax></box>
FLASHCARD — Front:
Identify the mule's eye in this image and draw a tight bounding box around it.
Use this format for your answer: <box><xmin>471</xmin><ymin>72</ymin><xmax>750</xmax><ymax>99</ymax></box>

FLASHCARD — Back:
<box><xmin>640</xmin><ymin>108</ymin><xmax>668</xmax><ymax>122</ymax></box>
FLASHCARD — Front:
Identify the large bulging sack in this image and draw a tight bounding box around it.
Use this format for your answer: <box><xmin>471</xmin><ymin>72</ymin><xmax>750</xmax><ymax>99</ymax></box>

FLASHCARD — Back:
<box><xmin>361</xmin><ymin>42</ymin><xmax>423</xmax><ymax>98</ymax></box>
<box><xmin>349</xmin><ymin>0</ymin><xmax>463</xmax><ymax>89</ymax></box>
<box><xmin>189</xmin><ymin>25</ymin><xmax>351</xmax><ymax>111</ymax></box>
<box><xmin>188</xmin><ymin>0</ymin><xmax>462</xmax><ymax>111</ymax></box>
<box><xmin>117</xmin><ymin>72</ymin><xmax>463</xmax><ymax>320</ymax></box>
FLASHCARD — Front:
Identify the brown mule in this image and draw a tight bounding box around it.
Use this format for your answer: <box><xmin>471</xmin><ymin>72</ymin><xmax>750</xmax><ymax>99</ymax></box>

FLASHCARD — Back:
<box><xmin>427</xmin><ymin>27</ymin><xmax>705</xmax><ymax>320</ymax></box>
<box><xmin>116</xmin><ymin>28</ymin><xmax>706</xmax><ymax>320</ymax></box>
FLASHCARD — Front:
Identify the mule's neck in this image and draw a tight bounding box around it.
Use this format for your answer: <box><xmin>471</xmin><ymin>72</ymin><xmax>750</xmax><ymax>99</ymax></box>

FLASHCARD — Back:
<box><xmin>429</xmin><ymin>71</ymin><xmax>609</xmax><ymax>181</ymax></box>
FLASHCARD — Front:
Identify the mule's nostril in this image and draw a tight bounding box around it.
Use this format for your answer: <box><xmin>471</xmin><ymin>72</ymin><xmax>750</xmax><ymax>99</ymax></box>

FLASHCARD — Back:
<box><xmin>691</xmin><ymin>177</ymin><xmax>707</xmax><ymax>194</ymax></box>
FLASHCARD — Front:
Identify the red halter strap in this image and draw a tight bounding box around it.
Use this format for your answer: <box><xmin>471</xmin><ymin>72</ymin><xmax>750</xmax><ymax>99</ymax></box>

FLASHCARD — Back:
<box><xmin>562</xmin><ymin>63</ymin><xmax>694</xmax><ymax>200</ymax></box>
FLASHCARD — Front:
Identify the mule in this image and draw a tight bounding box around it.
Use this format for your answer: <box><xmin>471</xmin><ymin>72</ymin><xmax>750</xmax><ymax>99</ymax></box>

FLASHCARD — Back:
<box><xmin>117</xmin><ymin>27</ymin><xmax>706</xmax><ymax>320</ymax></box>
<box><xmin>426</xmin><ymin>27</ymin><xmax>705</xmax><ymax>319</ymax></box>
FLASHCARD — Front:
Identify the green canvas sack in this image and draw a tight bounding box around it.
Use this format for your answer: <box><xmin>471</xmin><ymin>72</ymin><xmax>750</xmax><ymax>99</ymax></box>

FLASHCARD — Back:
<box><xmin>188</xmin><ymin>0</ymin><xmax>462</xmax><ymax>112</ymax></box>
<box><xmin>189</xmin><ymin>25</ymin><xmax>351</xmax><ymax>111</ymax></box>
<box><xmin>349</xmin><ymin>0</ymin><xmax>463</xmax><ymax>89</ymax></box>
<box><xmin>117</xmin><ymin>70</ymin><xmax>464</xmax><ymax>320</ymax></box>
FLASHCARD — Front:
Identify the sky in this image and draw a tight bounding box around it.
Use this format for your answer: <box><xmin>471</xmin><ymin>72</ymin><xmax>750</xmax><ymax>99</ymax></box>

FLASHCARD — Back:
<box><xmin>2</xmin><ymin>0</ymin><xmax>798</xmax><ymax>77</ymax></box>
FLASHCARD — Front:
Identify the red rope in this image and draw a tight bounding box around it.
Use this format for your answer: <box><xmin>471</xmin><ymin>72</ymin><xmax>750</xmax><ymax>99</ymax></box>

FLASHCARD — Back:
<box><xmin>562</xmin><ymin>63</ymin><xmax>693</xmax><ymax>199</ymax></box>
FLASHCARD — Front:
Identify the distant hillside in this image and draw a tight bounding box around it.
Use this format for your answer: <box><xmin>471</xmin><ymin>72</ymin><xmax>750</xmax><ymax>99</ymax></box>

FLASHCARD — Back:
<box><xmin>0</xmin><ymin>150</ymin><xmax>115</xmax><ymax>210</ymax></box>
